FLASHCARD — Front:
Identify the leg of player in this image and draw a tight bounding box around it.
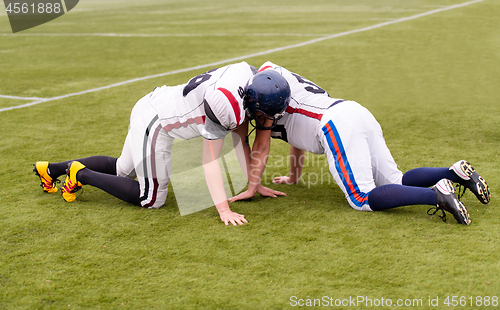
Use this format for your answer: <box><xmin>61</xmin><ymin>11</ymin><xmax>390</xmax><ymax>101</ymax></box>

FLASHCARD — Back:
<box><xmin>367</xmin><ymin>179</ymin><xmax>470</xmax><ymax>225</ymax></box>
<box><xmin>50</xmin><ymin>156</ymin><xmax>118</xmax><ymax>177</ymax></box>
<box><xmin>33</xmin><ymin>156</ymin><xmax>118</xmax><ymax>193</ymax></box>
<box><xmin>402</xmin><ymin>167</ymin><xmax>458</xmax><ymax>187</ymax></box>
<box><xmin>320</xmin><ymin>110</ymin><xmax>471</xmax><ymax>225</ymax></box>
<box><xmin>60</xmin><ymin>160</ymin><xmax>141</xmax><ymax>205</ymax></box>
<box><xmin>402</xmin><ymin>160</ymin><xmax>490</xmax><ymax>204</ymax></box>
<box><xmin>56</xmin><ymin>128</ymin><xmax>171</xmax><ymax>207</ymax></box>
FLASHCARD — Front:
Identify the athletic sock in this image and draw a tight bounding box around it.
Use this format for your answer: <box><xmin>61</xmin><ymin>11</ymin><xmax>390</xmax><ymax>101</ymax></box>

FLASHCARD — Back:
<box><xmin>48</xmin><ymin>156</ymin><xmax>117</xmax><ymax>179</ymax></box>
<box><xmin>402</xmin><ymin>167</ymin><xmax>458</xmax><ymax>188</ymax></box>
<box><xmin>76</xmin><ymin>168</ymin><xmax>141</xmax><ymax>206</ymax></box>
<box><xmin>368</xmin><ymin>184</ymin><xmax>437</xmax><ymax>211</ymax></box>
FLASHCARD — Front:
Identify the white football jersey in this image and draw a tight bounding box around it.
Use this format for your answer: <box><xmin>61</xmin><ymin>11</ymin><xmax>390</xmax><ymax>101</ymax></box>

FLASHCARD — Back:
<box><xmin>149</xmin><ymin>62</ymin><xmax>253</xmax><ymax>140</ymax></box>
<box><xmin>260</xmin><ymin>61</ymin><xmax>345</xmax><ymax>154</ymax></box>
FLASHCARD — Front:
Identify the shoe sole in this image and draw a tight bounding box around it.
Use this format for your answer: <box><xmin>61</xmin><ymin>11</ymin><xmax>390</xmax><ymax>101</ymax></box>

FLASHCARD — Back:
<box><xmin>451</xmin><ymin>198</ymin><xmax>471</xmax><ymax>225</ymax></box>
<box><xmin>458</xmin><ymin>161</ymin><xmax>490</xmax><ymax>204</ymax></box>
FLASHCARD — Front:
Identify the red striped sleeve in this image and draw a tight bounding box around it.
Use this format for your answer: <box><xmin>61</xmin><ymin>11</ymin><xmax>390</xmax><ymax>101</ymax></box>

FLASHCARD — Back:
<box><xmin>217</xmin><ymin>87</ymin><xmax>241</xmax><ymax>125</ymax></box>
<box><xmin>285</xmin><ymin>106</ymin><xmax>323</xmax><ymax>120</ymax></box>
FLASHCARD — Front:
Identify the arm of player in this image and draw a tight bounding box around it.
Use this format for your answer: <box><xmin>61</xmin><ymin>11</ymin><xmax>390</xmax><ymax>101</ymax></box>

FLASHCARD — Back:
<box><xmin>247</xmin><ymin>127</ymin><xmax>271</xmax><ymax>195</ymax></box>
<box><xmin>273</xmin><ymin>145</ymin><xmax>305</xmax><ymax>184</ymax></box>
<box><xmin>231</xmin><ymin>121</ymin><xmax>286</xmax><ymax>199</ymax></box>
<box><xmin>231</xmin><ymin>121</ymin><xmax>251</xmax><ymax>180</ymax></box>
<box><xmin>229</xmin><ymin>116</ymin><xmax>288</xmax><ymax>202</ymax></box>
<box><xmin>202</xmin><ymin>138</ymin><xmax>248</xmax><ymax>226</ymax></box>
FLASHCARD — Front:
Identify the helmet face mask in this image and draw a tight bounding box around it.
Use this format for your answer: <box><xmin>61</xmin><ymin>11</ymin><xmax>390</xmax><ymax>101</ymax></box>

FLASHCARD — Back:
<box><xmin>246</xmin><ymin>108</ymin><xmax>285</xmax><ymax>130</ymax></box>
<box><xmin>243</xmin><ymin>70</ymin><xmax>290</xmax><ymax>130</ymax></box>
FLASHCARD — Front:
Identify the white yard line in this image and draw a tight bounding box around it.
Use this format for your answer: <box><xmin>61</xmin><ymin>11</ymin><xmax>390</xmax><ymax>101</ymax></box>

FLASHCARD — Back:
<box><xmin>0</xmin><ymin>0</ymin><xmax>483</xmax><ymax>113</ymax></box>
<box><xmin>0</xmin><ymin>94</ymin><xmax>47</xmax><ymax>100</ymax></box>
<box><xmin>0</xmin><ymin>33</ymin><xmax>329</xmax><ymax>37</ymax></box>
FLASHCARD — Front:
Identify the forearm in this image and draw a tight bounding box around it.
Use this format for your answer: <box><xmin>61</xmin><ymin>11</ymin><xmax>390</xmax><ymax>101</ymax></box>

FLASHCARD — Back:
<box><xmin>247</xmin><ymin>139</ymin><xmax>270</xmax><ymax>193</ymax></box>
<box><xmin>232</xmin><ymin>130</ymin><xmax>251</xmax><ymax>180</ymax></box>
<box><xmin>233</xmin><ymin>123</ymin><xmax>271</xmax><ymax>194</ymax></box>
<box><xmin>288</xmin><ymin>146</ymin><xmax>305</xmax><ymax>183</ymax></box>
<box><xmin>202</xmin><ymin>138</ymin><xmax>231</xmax><ymax>214</ymax></box>
<box><xmin>203</xmin><ymin>158</ymin><xmax>230</xmax><ymax>212</ymax></box>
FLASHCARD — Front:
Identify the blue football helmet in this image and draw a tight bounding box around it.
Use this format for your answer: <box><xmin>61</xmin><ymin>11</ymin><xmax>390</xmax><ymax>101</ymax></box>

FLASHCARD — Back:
<box><xmin>244</xmin><ymin>70</ymin><xmax>291</xmax><ymax>130</ymax></box>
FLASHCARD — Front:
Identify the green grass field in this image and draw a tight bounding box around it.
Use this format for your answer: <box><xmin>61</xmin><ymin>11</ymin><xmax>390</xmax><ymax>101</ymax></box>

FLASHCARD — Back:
<box><xmin>1</xmin><ymin>0</ymin><xmax>499</xmax><ymax>309</ymax></box>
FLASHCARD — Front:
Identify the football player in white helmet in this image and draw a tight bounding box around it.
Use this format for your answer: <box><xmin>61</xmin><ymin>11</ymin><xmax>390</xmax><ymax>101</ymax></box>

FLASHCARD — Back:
<box><xmin>33</xmin><ymin>62</ymin><xmax>286</xmax><ymax>226</ymax></box>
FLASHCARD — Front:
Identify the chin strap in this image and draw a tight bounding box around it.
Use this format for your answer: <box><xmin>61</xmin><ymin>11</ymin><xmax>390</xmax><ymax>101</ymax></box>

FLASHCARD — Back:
<box><xmin>246</xmin><ymin>122</ymin><xmax>257</xmax><ymax>146</ymax></box>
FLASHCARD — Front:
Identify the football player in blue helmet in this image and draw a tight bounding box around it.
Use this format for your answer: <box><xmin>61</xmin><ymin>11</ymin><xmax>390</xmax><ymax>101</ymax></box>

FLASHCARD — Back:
<box><xmin>244</xmin><ymin>70</ymin><xmax>291</xmax><ymax>130</ymax></box>
<box><xmin>220</xmin><ymin>69</ymin><xmax>292</xmax><ymax>203</ymax></box>
<box><xmin>230</xmin><ymin>61</ymin><xmax>490</xmax><ymax>225</ymax></box>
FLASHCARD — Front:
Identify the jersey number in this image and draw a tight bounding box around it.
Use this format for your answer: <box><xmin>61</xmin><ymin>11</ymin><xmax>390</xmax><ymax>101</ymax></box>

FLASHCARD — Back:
<box><xmin>291</xmin><ymin>73</ymin><xmax>327</xmax><ymax>95</ymax></box>
<box><xmin>182</xmin><ymin>68</ymin><xmax>217</xmax><ymax>97</ymax></box>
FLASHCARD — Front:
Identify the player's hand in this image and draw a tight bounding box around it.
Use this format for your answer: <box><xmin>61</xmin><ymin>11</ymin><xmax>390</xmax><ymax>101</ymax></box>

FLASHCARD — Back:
<box><xmin>272</xmin><ymin>176</ymin><xmax>299</xmax><ymax>184</ymax></box>
<box><xmin>257</xmin><ymin>184</ymin><xmax>287</xmax><ymax>198</ymax></box>
<box><xmin>219</xmin><ymin>209</ymin><xmax>248</xmax><ymax>226</ymax></box>
<box><xmin>228</xmin><ymin>190</ymin><xmax>255</xmax><ymax>203</ymax></box>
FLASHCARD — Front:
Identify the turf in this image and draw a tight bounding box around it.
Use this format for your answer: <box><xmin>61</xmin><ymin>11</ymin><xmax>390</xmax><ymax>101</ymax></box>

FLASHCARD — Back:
<box><xmin>1</xmin><ymin>0</ymin><xmax>499</xmax><ymax>309</ymax></box>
